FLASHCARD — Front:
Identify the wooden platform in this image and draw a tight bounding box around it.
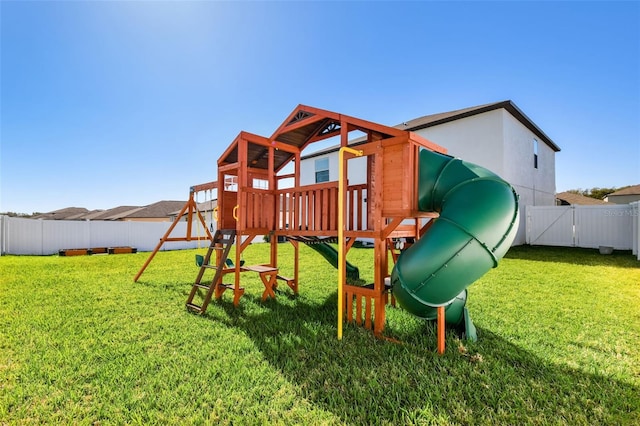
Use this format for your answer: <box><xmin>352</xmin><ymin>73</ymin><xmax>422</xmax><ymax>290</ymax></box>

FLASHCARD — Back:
<box><xmin>241</xmin><ymin>265</ymin><xmax>279</xmax><ymax>301</ymax></box>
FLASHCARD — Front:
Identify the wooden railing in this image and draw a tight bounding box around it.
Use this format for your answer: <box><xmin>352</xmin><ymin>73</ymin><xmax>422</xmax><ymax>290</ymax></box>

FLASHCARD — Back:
<box><xmin>347</xmin><ymin>184</ymin><xmax>367</xmax><ymax>231</ymax></box>
<box><xmin>344</xmin><ymin>283</ymin><xmax>389</xmax><ymax>333</ymax></box>
<box><xmin>239</xmin><ymin>188</ymin><xmax>275</xmax><ymax>231</ymax></box>
<box><xmin>273</xmin><ymin>183</ymin><xmax>369</xmax><ymax>234</ymax></box>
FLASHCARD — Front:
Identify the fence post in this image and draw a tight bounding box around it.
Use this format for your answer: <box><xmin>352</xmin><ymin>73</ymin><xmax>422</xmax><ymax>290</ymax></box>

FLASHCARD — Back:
<box><xmin>0</xmin><ymin>215</ymin><xmax>5</xmax><ymax>255</ymax></box>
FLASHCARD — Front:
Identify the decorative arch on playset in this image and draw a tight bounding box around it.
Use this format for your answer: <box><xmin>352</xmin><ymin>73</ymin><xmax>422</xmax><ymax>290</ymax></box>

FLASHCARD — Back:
<box><xmin>152</xmin><ymin>105</ymin><xmax>519</xmax><ymax>352</ymax></box>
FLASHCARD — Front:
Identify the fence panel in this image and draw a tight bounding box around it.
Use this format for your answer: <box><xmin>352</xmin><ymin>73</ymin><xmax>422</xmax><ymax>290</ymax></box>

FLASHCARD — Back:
<box><xmin>4</xmin><ymin>204</ymin><xmax>639</xmax><ymax>258</ymax></box>
<box><xmin>631</xmin><ymin>202</ymin><xmax>639</xmax><ymax>259</ymax></box>
<box><xmin>527</xmin><ymin>205</ymin><xmax>635</xmax><ymax>251</ymax></box>
<box><xmin>5</xmin><ymin>217</ymin><xmax>44</xmax><ymax>255</ymax></box>
<box><xmin>0</xmin><ymin>215</ymin><xmax>4</xmax><ymax>254</ymax></box>
<box><xmin>89</xmin><ymin>221</ymin><xmax>132</xmax><ymax>248</ymax></box>
<box><xmin>575</xmin><ymin>205</ymin><xmax>633</xmax><ymax>249</ymax></box>
<box><xmin>0</xmin><ymin>217</ymin><xmax>201</xmax><ymax>255</ymax></box>
<box><xmin>43</xmin><ymin>220</ymin><xmax>90</xmax><ymax>254</ymax></box>
<box><xmin>526</xmin><ymin>206</ymin><xmax>574</xmax><ymax>246</ymax></box>
<box><xmin>123</xmin><ymin>221</ymin><xmax>201</xmax><ymax>252</ymax></box>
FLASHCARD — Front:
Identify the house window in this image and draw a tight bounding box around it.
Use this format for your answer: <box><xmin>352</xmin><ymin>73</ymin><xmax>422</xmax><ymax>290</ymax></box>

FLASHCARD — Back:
<box><xmin>533</xmin><ymin>139</ymin><xmax>539</xmax><ymax>169</ymax></box>
<box><xmin>315</xmin><ymin>157</ymin><xmax>329</xmax><ymax>183</ymax></box>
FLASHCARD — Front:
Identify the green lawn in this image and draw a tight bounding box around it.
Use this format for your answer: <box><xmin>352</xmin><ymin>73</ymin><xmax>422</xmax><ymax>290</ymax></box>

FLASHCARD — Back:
<box><xmin>1</xmin><ymin>245</ymin><xmax>638</xmax><ymax>425</ymax></box>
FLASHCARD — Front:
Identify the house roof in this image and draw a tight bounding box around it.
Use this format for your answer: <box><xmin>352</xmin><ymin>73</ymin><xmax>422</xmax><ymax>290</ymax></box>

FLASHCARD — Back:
<box><xmin>300</xmin><ymin>100</ymin><xmax>560</xmax><ymax>161</ymax></box>
<box><xmin>607</xmin><ymin>184</ymin><xmax>640</xmax><ymax>196</ymax></box>
<box><xmin>67</xmin><ymin>209</ymin><xmax>106</xmax><ymax>220</ymax></box>
<box><xmin>397</xmin><ymin>100</ymin><xmax>560</xmax><ymax>152</ymax></box>
<box><xmin>90</xmin><ymin>206</ymin><xmax>144</xmax><ymax>220</ymax></box>
<box><xmin>32</xmin><ymin>207</ymin><xmax>89</xmax><ymax>220</ymax></box>
<box><xmin>170</xmin><ymin>200</ymin><xmax>218</xmax><ymax>217</ymax></box>
<box><xmin>122</xmin><ymin>200</ymin><xmax>186</xmax><ymax>219</ymax></box>
<box><xmin>555</xmin><ymin>192</ymin><xmax>609</xmax><ymax>205</ymax></box>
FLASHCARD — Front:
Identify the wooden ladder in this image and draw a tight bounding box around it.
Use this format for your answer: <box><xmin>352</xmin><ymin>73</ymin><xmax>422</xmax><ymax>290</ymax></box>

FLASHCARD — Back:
<box><xmin>185</xmin><ymin>229</ymin><xmax>236</xmax><ymax>314</ymax></box>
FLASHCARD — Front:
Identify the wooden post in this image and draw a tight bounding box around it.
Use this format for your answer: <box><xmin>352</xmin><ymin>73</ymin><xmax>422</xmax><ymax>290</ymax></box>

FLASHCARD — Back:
<box><xmin>133</xmin><ymin>192</ymin><xmax>212</xmax><ymax>282</ymax></box>
<box><xmin>437</xmin><ymin>305</ymin><xmax>445</xmax><ymax>355</ymax></box>
<box><xmin>373</xmin><ymin>238</ymin><xmax>387</xmax><ymax>334</ymax></box>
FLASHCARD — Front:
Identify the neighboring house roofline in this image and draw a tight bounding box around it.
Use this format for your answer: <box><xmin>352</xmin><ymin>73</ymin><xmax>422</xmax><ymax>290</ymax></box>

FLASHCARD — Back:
<box><xmin>606</xmin><ymin>184</ymin><xmax>640</xmax><ymax>196</ymax></box>
<box><xmin>31</xmin><ymin>207</ymin><xmax>89</xmax><ymax>220</ymax></box>
<box><xmin>102</xmin><ymin>207</ymin><xmax>145</xmax><ymax>220</ymax></box>
<box><xmin>121</xmin><ymin>200</ymin><xmax>186</xmax><ymax>219</ymax></box>
<box><xmin>396</xmin><ymin>100</ymin><xmax>560</xmax><ymax>152</ymax></box>
<box><xmin>90</xmin><ymin>206</ymin><xmax>144</xmax><ymax>220</ymax></box>
<box><xmin>169</xmin><ymin>200</ymin><xmax>218</xmax><ymax>218</ymax></box>
<box><xmin>555</xmin><ymin>191</ymin><xmax>610</xmax><ymax>205</ymax></box>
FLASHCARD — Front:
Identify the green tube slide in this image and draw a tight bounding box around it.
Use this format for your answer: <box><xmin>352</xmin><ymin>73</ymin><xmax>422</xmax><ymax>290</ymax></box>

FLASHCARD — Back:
<box><xmin>306</xmin><ymin>242</ymin><xmax>360</xmax><ymax>281</ymax></box>
<box><xmin>391</xmin><ymin>149</ymin><xmax>519</xmax><ymax>334</ymax></box>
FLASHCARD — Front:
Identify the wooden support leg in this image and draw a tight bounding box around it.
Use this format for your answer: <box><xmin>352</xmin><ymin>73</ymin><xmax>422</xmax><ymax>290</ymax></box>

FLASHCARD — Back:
<box><xmin>260</xmin><ymin>271</ymin><xmax>278</xmax><ymax>301</ymax></box>
<box><xmin>374</xmin><ymin>295</ymin><xmax>386</xmax><ymax>335</ymax></box>
<box><xmin>373</xmin><ymin>238</ymin><xmax>387</xmax><ymax>335</ymax></box>
<box><xmin>233</xmin><ymin>287</ymin><xmax>245</xmax><ymax>307</ymax></box>
<box><xmin>215</xmin><ymin>283</ymin><xmax>227</xmax><ymax>300</ymax></box>
<box><xmin>437</xmin><ymin>305</ymin><xmax>445</xmax><ymax>355</ymax></box>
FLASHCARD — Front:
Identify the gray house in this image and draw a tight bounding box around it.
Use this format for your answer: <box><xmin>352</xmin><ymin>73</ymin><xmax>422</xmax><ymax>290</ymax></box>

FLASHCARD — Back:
<box><xmin>605</xmin><ymin>185</ymin><xmax>640</xmax><ymax>204</ymax></box>
<box><xmin>299</xmin><ymin>100</ymin><xmax>561</xmax><ymax>245</ymax></box>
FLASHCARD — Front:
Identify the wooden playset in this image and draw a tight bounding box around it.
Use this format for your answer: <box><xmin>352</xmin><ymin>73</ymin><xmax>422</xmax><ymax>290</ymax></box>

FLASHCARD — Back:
<box><xmin>182</xmin><ymin>105</ymin><xmax>447</xmax><ymax>337</ymax></box>
<box><xmin>135</xmin><ymin>104</ymin><xmax>520</xmax><ymax>352</ymax></box>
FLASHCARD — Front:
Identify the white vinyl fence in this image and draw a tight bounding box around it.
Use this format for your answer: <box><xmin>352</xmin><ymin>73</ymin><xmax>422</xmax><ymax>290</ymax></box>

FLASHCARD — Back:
<box><xmin>0</xmin><ymin>216</ymin><xmax>212</xmax><ymax>255</ymax></box>
<box><xmin>3</xmin><ymin>203</ymin><xmax>639</xmax><ymax>260</ymax></box>
<box><xmin>526</xmin><ymin>203</ymin><xmax>640</xmax><ymax>260</ymax></box>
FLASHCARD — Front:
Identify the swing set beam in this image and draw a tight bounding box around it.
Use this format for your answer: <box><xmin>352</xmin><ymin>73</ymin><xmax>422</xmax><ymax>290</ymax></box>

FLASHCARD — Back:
<box><xmin>133</xmin><ymin>182</ymin><xmax>216</xmax><ymax>282</ymax></box>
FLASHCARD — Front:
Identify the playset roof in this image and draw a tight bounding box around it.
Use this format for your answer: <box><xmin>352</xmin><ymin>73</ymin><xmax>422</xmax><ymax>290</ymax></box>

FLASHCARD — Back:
<box><xmin>217</xmin><ymin>104</ymin><xmax>407</xmax><ymax>172</ymax></box>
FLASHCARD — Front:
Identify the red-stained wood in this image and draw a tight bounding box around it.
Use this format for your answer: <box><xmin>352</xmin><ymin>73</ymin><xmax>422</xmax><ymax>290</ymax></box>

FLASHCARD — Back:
<box><xmin>314</xmin><ymin>189</ymin><xmax>321</xmax><ymax>231</ymax></box>
<box><xmin>322</xmin><ymin>188</ymin><xmax>329</xmax><ymax>230</ymax></box>
<box><xmin>270</xmin><ymin>104</ymin><xmax>337</xmax><ymax>141</ymax></box>
<box><xmin>409</xmin><ymin>132</ymin><xmax>447</xmax><ymax>154</ymax></box>
<box><xmin>329</xmin><ymin>187</ymin><xmax>337</xmax><ymax>231</ymax></box>
<box><xmin>339</xmin><ymin>113</ymin><xmax>406</xmax><ymax>138</ymax></box>
<box><xmin>300</xmin><ymin>190</ymin><xmax>307</xmax><ymax>231</ymax></box>
<box><xmin>210</xmin><ymin>105</ymin><xmax>453</xmax><ymax>342</ymax></box>
<box><xmin>365</xmin><ymin>298</ymin><xmax>372</xmax><ymax>330</ymax></box>
<box><xmin>217</xmin><ymin>133</ymin><xmax>243</xmax><ymax>168</ymax></box>
<box><xmin>190</xmin><ymin>181</ymin><xmax>218</xmax><ymax>193</ymax></box>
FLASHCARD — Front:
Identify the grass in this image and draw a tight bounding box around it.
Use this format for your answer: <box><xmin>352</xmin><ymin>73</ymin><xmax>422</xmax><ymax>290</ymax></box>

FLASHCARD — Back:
<box><xmin>1</xmin><ymin>244</ymin><xmax>639</xmax><ymax>425</ymax></box>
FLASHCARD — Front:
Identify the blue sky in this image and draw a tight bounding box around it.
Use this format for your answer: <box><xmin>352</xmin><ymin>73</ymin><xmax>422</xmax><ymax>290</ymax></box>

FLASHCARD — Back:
<box><xmin>1</xmin><ymin>1</ymin><xmax>638</xmax><ymax>214</ymax></box>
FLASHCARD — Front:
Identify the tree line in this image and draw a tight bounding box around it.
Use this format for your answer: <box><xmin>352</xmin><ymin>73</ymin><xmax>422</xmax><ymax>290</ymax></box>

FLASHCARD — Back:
<box><xmin>0</xmin><ymin>212</ymin><xmax>43</xmax><ymax>218</ymax></box>
<box><xmin>565</xmin><ymin>185</ymin><xmax>632</xmax><ymax>200</ymax></box>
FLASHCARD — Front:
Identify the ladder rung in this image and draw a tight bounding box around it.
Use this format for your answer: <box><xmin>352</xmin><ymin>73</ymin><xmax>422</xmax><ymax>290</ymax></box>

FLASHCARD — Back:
<box><xmin>218</xmin><ymin>284</ymin><xmax>243</xmax><ymax>291</ymax></box>
<box><xmin>202</xmin><ymin>264</ymin><xmax>218</xmax><ymax>269</ymax></box>
<box><xmin>186</xmin><ymin>303</ymin><xmax>202</xmax><ymax>312</ymax></box>
<box><xmin>218</xmin><ymin>239</ymin><xmax>233</xmax><ymax>244</ymax></box>
<box><xmin>194</xmin><ymin>283</ymin><xmax>210</xmax><ymax>290</ymax></box>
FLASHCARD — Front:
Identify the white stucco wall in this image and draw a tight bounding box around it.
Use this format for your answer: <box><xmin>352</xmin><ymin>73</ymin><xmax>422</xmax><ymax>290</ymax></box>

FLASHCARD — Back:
<box><xmin>501</xmin><ymin>110</ymin><xmax>557</xmax><ymax>244</ymax></box>
<box><xmin>502</xmin><ymin>110</ymin><xmax>556</xmax><ymax>205</ymax></box>
<box><xmin>412</xmin><ymin>109</ymin><xmax>505</xmax><ymax>176</ymax></box>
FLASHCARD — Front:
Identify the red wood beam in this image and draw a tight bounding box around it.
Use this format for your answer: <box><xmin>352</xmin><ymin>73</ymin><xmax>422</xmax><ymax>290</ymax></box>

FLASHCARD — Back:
<box><xmin>191</xmin><ymin>181</ymin><xmax>217</xmax><ymax>193</ymax></box>
<box><xmin>339</xmin><ymin>113</ymin><xmax>406</xmax><ymax>138</ymax></box>
<box><xmin>409</xmin><ymin>132</ymin><xmax>448</xmax><ymax>154</ymax></box>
